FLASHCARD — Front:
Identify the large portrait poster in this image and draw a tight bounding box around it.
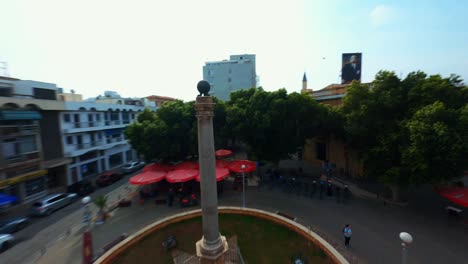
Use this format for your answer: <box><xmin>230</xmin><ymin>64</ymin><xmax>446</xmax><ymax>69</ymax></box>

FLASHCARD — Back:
<box><xmin>341</xmin><ymin>53</ymin><xmax>362</xmax><ymax>84</ymax></box>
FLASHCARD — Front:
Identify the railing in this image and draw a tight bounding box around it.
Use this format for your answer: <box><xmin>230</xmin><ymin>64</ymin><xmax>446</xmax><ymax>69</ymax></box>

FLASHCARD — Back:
<box><xmin>106</xmin><ymin>136</ymin><xmax>124</xmax><ymax>144</ymax></box>
<box><xmin>72</xmin><ymin>121</ymin><xmax>104</xmax><ymax>128</ymax></box>
<box><xmin>76</xmin><ymin>140</ymin><xmax>105</xmax><ymax>149</ymax></box>
<box><xmin>105</xmin><ymin>120</ymin><xmax>122</xmax><ymax>126</ymax></box>
<box><xmin>0</xmin><ymin>125</ymin><xmax>38</xmax><ymax>136</ymax></box>
<box><xmin>3</xmin><ymin>152</ymin><xmax>40</xmax><ymax>165</ymax></box>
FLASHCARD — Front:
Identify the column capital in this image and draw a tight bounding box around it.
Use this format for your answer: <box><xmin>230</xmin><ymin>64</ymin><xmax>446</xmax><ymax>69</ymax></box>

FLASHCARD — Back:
<box><xmin>195</xmin><ymin>96</ymin><xmax>215</xmax><ymax>117</ymax></box>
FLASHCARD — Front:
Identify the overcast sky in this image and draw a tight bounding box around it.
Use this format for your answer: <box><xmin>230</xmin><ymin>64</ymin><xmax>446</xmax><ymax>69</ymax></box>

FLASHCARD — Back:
<box><xmin>1</xmin><ymin>0</ymin><xmax>467</xmax><ymax>101</ymax></box>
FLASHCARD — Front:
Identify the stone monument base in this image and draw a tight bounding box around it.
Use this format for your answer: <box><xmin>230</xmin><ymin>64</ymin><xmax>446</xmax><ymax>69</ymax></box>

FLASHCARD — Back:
<box><xmin>173</xmin><ymin>236</ymin><xmax>242</xmax><ymax>264</ymax></box>
<box><xmin>196</xmin><ymin>235</ymin><xmax>228</xmax><ymax>263</ymax></box>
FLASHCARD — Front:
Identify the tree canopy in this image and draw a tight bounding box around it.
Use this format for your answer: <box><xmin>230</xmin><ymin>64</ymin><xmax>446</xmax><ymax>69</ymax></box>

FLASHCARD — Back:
<box><xmin>341</xmin><ymin>71</ymin><xmax>468</xmax><ymax>198</ymax></box>
<box><xmin>125</xmin><ymin>89</ymin><xmax>333</xmax><ymax>163</ymax></box>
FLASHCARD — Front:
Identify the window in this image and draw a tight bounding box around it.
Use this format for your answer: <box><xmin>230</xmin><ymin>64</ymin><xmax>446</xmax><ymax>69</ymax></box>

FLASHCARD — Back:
<box><xmin>2</xmin><ymin>136</ymin><xmax>37</xmax><ymax>158</ymax></box>
<box><xmin>228</xmin><ymin>77</ymin><xmax>231</xmax><ymax>83</ymax></box>
<box><xmin>25</xmin><ymin>177</ymin><xmax>46</xmax><ymax>197</ymax></box>
<box><xmin>33</xmin><ymin>88</ymin><xmax>56</xmax><ymax>100</ymax></box>
<box><xmin>66</xmin><ymin>136</ymin><xmax>73</xmax><ymax>145</ymax></box>
<box><xmin>96</xmin><ymin>114</ymin><xmax>100</xmax><ymax>121</ymax></box>
<box><xmin>126</xmin><ymin>150</ymin><xmax>133</xmax><ymax>161</ymax></box>
<box><xmin>64</xmin><ymin>114</ymin><xmax>70</xmax><ymax>122</ymax></box>
<box><xmin>316</xmin><ymin>142</ymin><xmax>327</xmax><ymax>161</ymax></box>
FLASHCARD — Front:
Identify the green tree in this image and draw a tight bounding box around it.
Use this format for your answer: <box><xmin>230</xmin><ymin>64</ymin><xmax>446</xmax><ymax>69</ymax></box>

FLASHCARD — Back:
<box><xmin>226</xmin><ymin>88</ymin><xmax>332</xmax><ymax>163</ymax></box>
<box><xmin>342</xmin><ymin>71</ymin><xmax>468</xmax><ymax>201</ymax></box>
<box><xmin>125</xmin><ymin>99</ymin><xmax>229</xmax><ymax>162</ymax></box>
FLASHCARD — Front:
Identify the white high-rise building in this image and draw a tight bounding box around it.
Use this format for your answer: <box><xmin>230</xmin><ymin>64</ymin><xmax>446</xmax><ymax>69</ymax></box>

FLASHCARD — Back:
<box><xmin>203</xmin><ymin>54</ymin><xmax>257</xmax><ymax>101</ymax></box>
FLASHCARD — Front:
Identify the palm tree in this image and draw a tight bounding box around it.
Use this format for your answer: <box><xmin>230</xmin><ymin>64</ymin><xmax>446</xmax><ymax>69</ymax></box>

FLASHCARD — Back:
<box><xmin>94</xmin><ymin>195</ymin><xmax>108</xmax><ymax>224</ymax></box>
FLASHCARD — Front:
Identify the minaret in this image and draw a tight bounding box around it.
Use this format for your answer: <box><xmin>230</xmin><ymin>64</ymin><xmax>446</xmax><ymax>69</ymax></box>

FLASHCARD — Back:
<box><xmin>302</xmin><ymin>72</ymin><xmax>307</xmax><ymax>92</ymax></box>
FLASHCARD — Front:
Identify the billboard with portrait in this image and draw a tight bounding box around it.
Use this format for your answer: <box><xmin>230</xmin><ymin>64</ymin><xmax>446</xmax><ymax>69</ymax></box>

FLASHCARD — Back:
<box><xmin>341</xmin><ymin>53</ymin><xmax>362</xmax><ymax>84</ymax></box>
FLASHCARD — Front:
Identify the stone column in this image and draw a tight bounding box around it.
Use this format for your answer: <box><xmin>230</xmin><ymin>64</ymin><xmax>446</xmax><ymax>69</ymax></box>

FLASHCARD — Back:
<box><xmin>195</xmin><ymin>93</ymin><xmax>228</xmax><ymax>262</ymax></box>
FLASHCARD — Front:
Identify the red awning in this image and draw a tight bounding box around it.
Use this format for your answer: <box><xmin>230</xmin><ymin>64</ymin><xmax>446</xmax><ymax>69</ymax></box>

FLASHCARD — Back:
<box><xmin>215</xmin><ymin>149</ymin><xmax>233</xmax><ymax>157</ymax></box>
<box><xmin>173</xmin><ymin>161</ymin><xmax>199</xmax><ymax>170</ymax></box>
<box><xmin>437</xmin><ymin>186</ymin><xmax>468</xmax><ymax>207</ymax></box>
<box><xmin>143</xmin><ymin>163</ymin><xmax>173</xmax><ymax>172</ymax></box>
<box><xmin>166</xmin><ymin>169</ymin><xmax>198</xmax><ymax>183</ymax></box>
<box><xmin>196</xmin><ymin>168</ymin><xmax>230</xmax><ymax>182</ymax></box>
<box><xmin>228</xmin><ymin>160</ymin><xmax>256</xmax><ymax>173</ymax></box>
<box><xmin>216</xmin><ymin>160</ymin><xmax>231</xmax><ymax>168</ymax></box>
<box><xmin>129</xmin><ymin>171</ymin><xmax>167</xmax><ymax>185</ymax></box>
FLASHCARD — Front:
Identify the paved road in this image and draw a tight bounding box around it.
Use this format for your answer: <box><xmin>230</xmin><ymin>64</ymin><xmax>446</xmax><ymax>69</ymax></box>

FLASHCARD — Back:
<box><xmin>35</xmin><ymin>179</ymin><xmax>468</xmax><ymax>264</ymax></box>
<box><xmin>0</xmin><ymin>171</ymin><xmax>141</xmax><ymax>264</ymax></box>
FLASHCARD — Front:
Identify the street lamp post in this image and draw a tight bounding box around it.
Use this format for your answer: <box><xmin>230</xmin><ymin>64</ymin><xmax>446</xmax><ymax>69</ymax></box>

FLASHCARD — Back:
<box><xmin>241</xmin><ymin>164</ymin><xmax>246</xmax><ymax>208</ymax></box>
<box><xmin>82</xmin><ymin>196</ymin><xmax>93</xmax><ymax>264</ymax></box>
<box><xmin>399</xmin><ymin>232</ymin><xmax>413</xmax><ymax>264</ymax></box>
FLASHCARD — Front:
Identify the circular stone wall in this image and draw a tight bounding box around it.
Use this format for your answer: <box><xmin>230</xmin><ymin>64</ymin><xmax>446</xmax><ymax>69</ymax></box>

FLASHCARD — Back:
<box><xmin>95</xmin><ymin>207</ymin><xmax>349</xmax><ymax>264</ymax></box>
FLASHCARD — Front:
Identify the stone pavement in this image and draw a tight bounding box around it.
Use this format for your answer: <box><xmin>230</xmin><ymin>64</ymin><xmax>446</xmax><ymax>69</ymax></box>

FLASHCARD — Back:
<box><xmin>31</xmin><ymin>177</ymin><xmax>468</xmax><ymax>264</ymax></box>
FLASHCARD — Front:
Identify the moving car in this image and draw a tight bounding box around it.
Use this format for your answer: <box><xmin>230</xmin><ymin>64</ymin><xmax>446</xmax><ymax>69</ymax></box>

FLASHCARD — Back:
<box><xmin>0</xmin><ymin>217</ymin><xmax>29</xmax><ymax>234</ymax></box>
<box><xmin>0</xmin><ymin>234</ymin><xmax>14</xmax><ymax>252</ymax></box>
<box><xmin>30</xmin><ymin>193</ymin><xmax>78</xmax><ymax>216</ymax></box>
<box><xmin>67</xmin><ymin>181</ymin><xmax>95</xmax><ymax>196</ymax></box>
<box><xmin>96</xmin><ymin>171</ymin><xmax>123</xmax><ymax>187</ymax></box>
<box><xmin>122</xmin><ymin>161</ymin><xmax>145</xmax><ymax>174</ymax></box>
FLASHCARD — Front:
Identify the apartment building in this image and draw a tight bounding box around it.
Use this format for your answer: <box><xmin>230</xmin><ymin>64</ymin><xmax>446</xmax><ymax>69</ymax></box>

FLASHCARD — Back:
<box><xmin>0</xmin><ymin>76</ymin><xmax>156</xmax><ymax>205</ymax></box>
<box><xmin>0</xmin><ymin>77</ymin><xmax>69</xmax><ymax>203</ymax></box>
<box><xmin>59</xmin><ymin>92</ymin><xmax>156</xmax><ymax>185</ymax></box>
<box><xmin>203</xmin><ymin>54</ymin><xmax>257</xmax><ymax>101</ymax></box>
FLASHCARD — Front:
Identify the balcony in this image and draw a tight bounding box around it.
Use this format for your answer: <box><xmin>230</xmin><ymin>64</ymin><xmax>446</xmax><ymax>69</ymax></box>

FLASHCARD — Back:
<box><xmin>105</xmin><ymin>120</ymin><xmax>122</xmax><ymax>126</ymax></box>
<box><xmin>1</xmin><ymin>152</ymin><xmax>41</xmax><ymax>168</ymax></box>
<box><xmin>106</xmin><ymin>136</ymin><xmax>125</xmax><ymax>144</ymax></box>
<box><xmin>65</xmin><ymin>137</ymin><xmax>128</xmax><ymax>157</ymax></box>
<box><xmin>76</xmin><ymin>139</ymin><xmax>105</xmax><ymax>150</ymax></box>
<box><xmin>73</xmin><ymin>121</ymin><xmax>104</xmax><ymax>129</ymax></box>
<box><xmin>0</xmin><ymin>125</ymin><xmax>38</xmax><ymax>136</ymax></box>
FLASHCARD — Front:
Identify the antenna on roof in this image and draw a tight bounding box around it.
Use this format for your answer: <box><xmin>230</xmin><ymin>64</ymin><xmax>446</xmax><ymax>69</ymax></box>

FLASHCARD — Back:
<box><xmin>0</xmin><ymin>62</ymin><xmax>10</xmax><ymax>77</ymax></box>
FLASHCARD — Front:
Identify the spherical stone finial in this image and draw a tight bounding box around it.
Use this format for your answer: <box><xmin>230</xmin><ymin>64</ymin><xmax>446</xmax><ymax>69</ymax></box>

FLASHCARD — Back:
<box><xmin>197</xmin><ymin>80</ymin><xmax>211</xmax><ymax>96</ymax></box>
<box><xmin>399</xmin><ymin>232</ymin><xmax>413</xmax><ymax>244</ymax></box>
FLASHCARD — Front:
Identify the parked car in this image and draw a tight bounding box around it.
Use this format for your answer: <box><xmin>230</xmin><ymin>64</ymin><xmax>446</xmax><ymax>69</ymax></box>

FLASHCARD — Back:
<box><xmin>67</xmin><ymin>181</ymin><xmax>95</xmax><ymax>196</ymax></box>
<box><xmin>96</xmin><ymin>171</ymin><xmax>123</xmax><ymax>187</ymax></box>
<box><xmin>0</xmin><ymin>234</ymin><xmax>14</xmax><ymax>252</ymax></box>
<box><xmin>0</xmin><ymin>217</ymin><xmax>29</xmax><ymax>234</ymax></box>
<box><xmin>122</xmin><ymin>161</ymin><xmax>145</xmax><ymax>174</ymax></box>
<box><xmin>30</xmin><ymin>193</ymin><xmax>78</xmax><ymax>217</ymax></box>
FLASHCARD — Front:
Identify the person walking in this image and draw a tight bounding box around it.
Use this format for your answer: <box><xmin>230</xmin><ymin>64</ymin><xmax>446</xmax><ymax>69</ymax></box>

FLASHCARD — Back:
<box><xmin>168</xmin><ymin>188</ymin><xmax>175</xmax><ymax>207</ymax></box>
<box><xmin>343</xmin><ymin>224</ymin><xmax>352</xmax><ymax>248</ymax></box>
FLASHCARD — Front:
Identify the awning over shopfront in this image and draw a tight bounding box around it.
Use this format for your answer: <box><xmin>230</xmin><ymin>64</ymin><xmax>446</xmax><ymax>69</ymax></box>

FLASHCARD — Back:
<box><xmin>0</xmin><ymin>193</ymin><xmax>18</xmax><ymax>207</ymax></box>
<box><xmin>129</xmin><ymin>171</ymin><xmax>167</xmax><ymax>185</ymax></box>
<box><xmin>0</xmin><ymin>170</ymin><xmax>48</xmax><ymax>188</ymax></box>
<box><xmin>0</xmin><ymin>110</ymin><xmax>41</xmax><ymax>120</ymax></box>
<box><xmin>436</xmin><ymin>186</ymin><xmax>468</xmax><ymax>207</ymax></box>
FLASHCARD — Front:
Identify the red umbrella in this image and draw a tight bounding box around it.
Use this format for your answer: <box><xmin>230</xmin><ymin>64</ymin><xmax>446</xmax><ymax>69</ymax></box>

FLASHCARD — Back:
<box><xmin>195</xmin><ymin>168</ymin><xmax>230</xmax><ymax>182</ymax></box>
<box><xmin>216</xmin><ymin>159</ymin><xmax>231</xmax><ymax>168</ymax></box>
<box><xmin>215</xmin><ymin>149</ymin><xmax>233</xmax><ymax>157</ymax></box>
<box><xmin>166</xmin><ymin>169</ymin><xmax>198</xmax><ymax>183</ymax></box>
<box><xmin>129</xmin><ymin>171</ymin><xmax>167</xmax><ymax>185</ymax></box>
<box><xmin>228</xmin><ymin>160</ymin><xmax>256</xmax><ymax>173</ymax></box>
<box><xmin>143</xmin><ymin>163</ymin><xmax>173</xmax><ymax>172</ymax></box>
<box><xmin>173</xmin><ymin>161</ymin><xmax>199</xmax><ymax>170</ymax></box>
